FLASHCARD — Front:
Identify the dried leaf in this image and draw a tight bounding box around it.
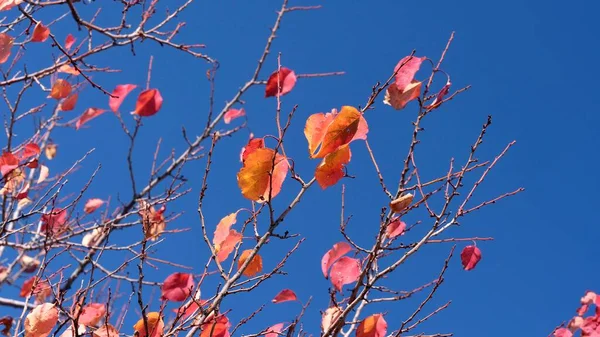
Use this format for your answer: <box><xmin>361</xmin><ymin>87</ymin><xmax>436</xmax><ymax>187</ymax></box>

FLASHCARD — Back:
<box><xmin>238</xmin><ymin>249</ymin><xmax>262</xmax><ymax>277</ymax></box>
<box><xmin>36</xmin><ymin>165</ymin><xmax>49</xmax><ymax>184</ymax></box>
<box><xmin>0</xmin><ymin>316</ymin><xmax>12</xmax><ymax>336</ymax></box>
<box><xmin>265</xmin><ymin>67</ymin><xmax>297</xmax><ymax>97</ymax></box>
<box><xmin>31</xmin><ymin>22</ymin><xmax>50</xmax><ymax>43</ymax></box>
<box><xmin>389</xmin><ymin>193</ymin><xmax>413</xmax><ymax>213</ymax></box>
<box><xmin>44</xmin><ymin>144</ymin><xmax>57</xmax><ymax>160</ymax></box>
<box><xmin>161</xmin><ymin>273</ymin><xmax>194</xmax><ymax>302</ymax></box>
<box><xmin>321</xmin><ymin>307</ymin><xmax>342</xmax><ymax>332</ymax></box>
<box><xmin>133</xmin><ymin>89</ymin><xmax>162</xmax><ymax>117</ymax></box>
<box><xmin>138</xmin><ymin>200</ymin><xmax>166</xmax><ymax>241</ymax></box>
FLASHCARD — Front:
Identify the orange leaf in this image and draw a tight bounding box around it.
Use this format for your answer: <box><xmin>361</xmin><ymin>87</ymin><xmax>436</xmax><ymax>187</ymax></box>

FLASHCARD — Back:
<box><xmin>64</xmin><ymin>34</ymin><xmax>75</xmax><ymax>50</ymax></box>
<box><xmin>31</xmin><ymin>22</ymin><xmax>50</xmax><ymax>43</ymax></box>
<box><xmin>19</xmin><ymin>276</ymin><xmax>51</xmax><ymax>301</ymax></box>
<box><xmin>49</xmin><ymin>79</ymin><xmax>71</xmax><ymax>100</ymax></box>
<box><xmin>24</xmin><ymin>303</ymin><xmax>58</xmax><ymax>337</ymax></box>
<box><xmin>213</xmin><ymin>212</ymin><xmax>243</xmax><ymax>262</ymax></box>
<box><xmin>306</xmin><ymin>106</ymin><xmax>368</xmax><ymax>159</ymax></box>
<box><xmin>138</xmin><ymin>200</ymin><xmax>166</xmax><ymax>241</ymax></box>
<box><xmin>83</xmin><ymin>198</ymin><xmax>104</xmax><ymax>214</ymax></box>
<box><xmin>389</xmin><ymin>193</ymin><xmax>413</xmax><ymax>213</ymax></box>
<box><xmin>132</xmin><ymin>312</ymin><xmax>164</xmax><ymax>337</ymax></box>
<box><xmin>133</xmin><ymin>89</ymin><xmax>162</xmax><ymax>117</ymax></box>
<box><xmin>216</xmin><ymin>230</ymin><xmax>242</xmax><ymax>262</ymax></box>
<box><xmin>59</xmin><ymin>93</ymin><xmax>78</xmax><ymax>111</ymax></box>
<box><xmin>304</xmin><ymin>111</ymin><xmax>335</xmax><ymax>156</ymax></box>
<box><xmin>315</xmin><ymin>144</ymin><xmax>351</xmax><ymax>189</ymax></box>
<box><xmin>383</xmin><ymin>80</ymin><xmax>421</xmax><ymax>110</ymax></box>
<box><xmin>109</xmin><ymin>84</ymin><xmax>137</xmax><ymax>113</ymax></box>
<box><xmin>76</xmin><ymin>108</ymin><xmax>106</xmax><ymax>130</ymax></box>
<box><xmin>200</xmin><ymin>315</ymin><xmax>230</xmax><ymax>337</ymax></box>
<box><xmin>57</xmin><ymin>64</ymin><xmax>80</xmax><ymax>76</ymax></box>
<box><xmin>0</xmin><ymin>33</ymin><xmax>13</xmax><ymax>64</ymax></box>
<box><xmin>237</xmin><ymin>148</ymin><xmax>288</xmax><ymax>201</ymax></box>
<box><xmin>238</xmin><ymin>249</ymin><xmax>262</xmax><ymax>277</ymax></box>
<box><xmin>79</xmin><ymin>303</ymin><xmax>106</xmax><ymax>326</ymax></box>
<box><xmin>356</xmin><ymin>314</ymin><xmax>387</xmax><ymax>337</ymax></box>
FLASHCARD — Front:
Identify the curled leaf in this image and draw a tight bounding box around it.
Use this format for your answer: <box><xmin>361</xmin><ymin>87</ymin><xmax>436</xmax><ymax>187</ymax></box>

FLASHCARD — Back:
<box><xmin>393</xmin><ymin>55</ymin><xmax>425</xmax><ymax>91</ymax></box>
<box><xmin>238</xmin><ymin>249</ymin><xmax>263</xmax><ymax>277</ymax></box>
<box><xmin>84</xmin><ymin>199</ymin><xmax>104</xmax><ymax>214</ymax></box>
<box><xmin>265</xmin><ymin>67</ymin><xmax>297</xmax><ymax>97</ymax></box>
<box><xmin>389</xmin><ymin>193</ymin><xmax>413</xmax><ymax>213</ymax></box>
<box><xmin>76</xmin><ymin>108</ymin><xmax>106</xmax><ymax>130</ymax></box>
<box><xmin>356</xmin><ymin>314</ymin><xmax>387</xmax><ymax>337</ymax></box>
<box><xmin>321</xmin><ymin>307</ymin><xmax>342</xmax><ymax>332</ymax></box>
<box><xmin>44</xmin><ymin>144</ymin><xmax>57</xmax><ymax>160</ymax></box>
<box><xmin>460</xmin><ymin>245</ymin><xmax>482</xmax><ymax>271</ymax></box>
<box><xmin>383</xmin><ymin>80</ymin><xmax>421</xmax><ymax>110</ymax></box>
<box><xmin>49</xmin><ymin>79</ymin><xmax>71</xmax><ymax>100</ymax></box>
<box><xmin>59</xmin><ymin>93</ymin><xmax>78</xmax><ymax>111</ymax></box>
<box><xmin>36</xmin><ymin>165</ymin><xmax>49</xmax><ymax>184</ymax></box>
<box><xmin>132</xmin><ymin>312</ymin><xmax>164</xmax><ymax>337</ymax></box>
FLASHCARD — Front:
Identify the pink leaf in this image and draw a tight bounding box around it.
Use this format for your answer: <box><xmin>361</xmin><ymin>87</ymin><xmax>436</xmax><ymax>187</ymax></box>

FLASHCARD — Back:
<box><xmin>25</xmin><ymin>303</ymin><xmax>58</xmax><ymax>337</ymax></box>
<box><xmin>321</xmin><ymin>242</ymin><xmax>352</xmax><ymax>278</ymax></box>
<box><xmin>133</xmin><ymin>89</ymin><xmax>163</xmax><ymax>117</ymax></box>
<box><xmin>21</xmin><ymin>143</ymin><xmax>41</xmax><ymax>160</ymax></box>
<box><xmin>64</xmin><ymin>34</ymin><xmax>75</xmax><ymax>50</ymax></box>
<box><xmin>79</xmin><ymin>303</ymin><xmax>106</xmax><ymax>326</ymax></box>
<box><xmin>427</xmin><ymin>80</ymin><xmax>451</xmax><ymax>110</ymax></box>
<box><xmin>329</xmin><ymin>256</ymin><xmax>360</xmax><ymax>291</ymax></box>
<box><xmin>76</xmin><ymin>108</ymin><xmax>106</xmax><ymax>130</ymax></box>
<box><xmin>31</xmin><ymin>22</ymin><xmax>50</xmax><ymax>43</ymax></box>
<box><xmin>224</xmin><ymin>108</ymin><xmax>245</xmax><ymax>124</ymax></box>
<box><xmin>109</xmin><ymin>84</ymin><xmax>137</xmax><ymax>113</ymax></box>
<box><xmin>41</xmin><ymin>208</ymin><xmax>67</xmax><ymax>236</ymax></box>
<box><xmin>173</xmin><ymin>300</ymin><xmax>207</xmax><ymax>319</ymax></box>
<box><xmin>385</xmin><ymin>218</ymin><xmax>406</xmax><ymax>238</ymax></box>
<box><xmin>272</xmin><ymin>289</ymin><xmax>297</xmax><ymax>303</ymax></box>
<box><xmin>383</xmin><ymin>80</ymin><xmax>421</xmax><ymax>110</ymax></box>
<box><xmin>554</xmin><ymin>328</ymin><xmax>573</xmax><ymax>337</ymax></box>
<box><xmin>84</xmin><ymin>198</ymin><xmax>104</xmax><ymax>214</ymax></box>
<box><xmin>460</xmin><ymin>245</ymin><xmax>482</xmax><ymax>271</ymax></box>
<box><xmin>0</xmin><ymin>151</ymin><xmax>18</xmax><ymax>176</ymax></box>
<box><xmin>265</xmin><ymin>323</ymin><xmax>284</xmax><ymax>337</ymax></box>
<box><xmin>216</xmin><ymin>230</ymin><xmax>242</xmax><ymax>262</ymax></box>
<box><xmin>161</xmin><ymin>273</ymin><xmax>194</xmax><ymax>302</ymax></box>
<box><xmin>213</xmin><ymin>212</ymin><xmax>242</xmax><ymax>262</ymax></box>
<box><xmin>265</xmin><ymin>67</ymin><xmax>297</xmax><ymax>97</ymax></box>
<box><xmin>393</xmin><ymin>56</ymin><xmax>425</xmax><ymax>91</ymax></box>
<box><xmin>213</xmin><ymin>213</ymin><xmax>238</xmax><ymax>246</ymax></box>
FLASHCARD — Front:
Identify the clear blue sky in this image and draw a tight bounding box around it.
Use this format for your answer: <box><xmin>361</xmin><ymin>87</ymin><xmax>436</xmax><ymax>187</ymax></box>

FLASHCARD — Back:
<box><xmin>5</xmin><ymin>1</ymin><xmax>600</xmax><ymax>336</ymax></box>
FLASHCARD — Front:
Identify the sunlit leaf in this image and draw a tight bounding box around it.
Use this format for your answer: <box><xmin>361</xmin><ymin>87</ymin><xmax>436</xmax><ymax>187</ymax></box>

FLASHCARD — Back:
<box><xmin>76</xmin><ymin>108</ymin><xmax>106</xmax><ymax>130</ymax></box>
<box><xmin>321</xmin><ymin>242</ymin><xmax>352</xmax><ymax>278</ymax></box>
<box><xmin>31</xmin><ymin>22</ymin><xmax>50</xmax><ymax>43</ymax></box>
<box><xmin>132</xmin><ymin>312</ymin><xmax>163</xmax><ymax>337</ymax></box>
<box><xmin>265</xmin><ymin>323</ymin><xmax>284</xmax><ymax>337</ymax></box>
<box><xmin>321</xmin><ymin>307</ymin><xmax>342</xmax><ymax>332</ymax></box>
<box><xmin>224</xmin><ymin>108</ymin><xmax>245</xmax><ymax>124</ymax></box>
<box><xmin>44</xmin><ymin>144</ymin><xmax>57</xmax><ymax>160</ymax></box>
<box><xmin>59</xmin><ymin>94</ymin><xmax>78</xmax><ymax>111</ymax></box>
<box><xmin>161</xmin><ymin>273</ymin><xmax>194</xmax><ymax>302</ymax></box>
<box><xmin>385</xmin><ymin>217</ymin><xmax>406</xmax><ymax>238</ymax></box>
<box><xmin>272</xmin><ymin>289</ymin><xmax>297</xmax><ymax>304</ymax></box>
<box><xmin>460</xmin><ymin>245</ymin><xmax>482</xmax><ymax>271</ymax></box>
<box><xmin>49</xmin><ymin>79</ymin><xmax>71</xmax><ymax>100</ymax></box>
<box><xmin>315</xmin><ymin>144</ymin><xmax>351</xmax><ymax>189</ymax></box>
<box><xmin>240</xmin><ymin>137</ymin><xmax>265</xmax><ymax>163</ymax></box>
<box><xmin>36</xmin><ymin>165</ymin><xmax>49</xmax><ymax>184</ymax></box>
<box><xmin>329</xmin><ymin>256</ymin><xmax>360</xmax><ymax>291</ymax></box>
<box><xmin>57</xmin><ymin>64</ymin><xmax>80</xmax><ymax>76</ymax></box>
<box><xmin>24</xmin><ymin>303</ymin><xmax>58</xmax><ymax>337</ymax></box>
<box><xmin>83</xmin><ymin>198</ymin><xmax>104</xmax><ymax>214</ymax></box>
<box><xmin>237</xmin><ymin>148</ymin><xmax>288</xmax><ymax>201</ymax></box>
<box><xmin>200</xmin><ymin>315</ymin><xmax>230</xmax><ymax>337</ymax></box>
<box><xmin>356</xmin><ymin>314</ymin><xmax>387</xmax><ymax>337</ymax></box>
<box><xmin>265</xmin><ymin>67</ymin><xmax>297</xmax><ymax>97</ymax></box>
<box><xmin>78</xmin><ymin>303</ymin><xmax>105</xmax><ymax>326</ymax></box>
<box><xmin>238</xmin><ymin>249</ymin><xmax>262</xmax><ymax>277</ymax></box>
<box><xmin>92</xmin><ymin>324</ymin><xmax>118</xmax><ymax>337</ymax></box>
<box><xmin>64</xmin><ymin>34</ymin><xmax>75</xmax><ymax>50</ymax></box>
<box><xmin>109</xmin><ymin>84</ymin><xmax>137</xmax><ymax>113</ymax></box>
<box><xmin>41</xmin><ymin>208</ymin><xmax>67</xmax><ymax>236</ymax></box>
<box><xmin>389</xmin><ymin>193</ymin><xmax>413</xmax><ymax>213</ymax></box>
<box><xmin>137</xmin><ymin>200</ymin><xmax>166</xmax><ymax>241</ymax></box>
<box><xmin>133</xmin><ymin>89</ymin><xmax>162</xmax><ymax>117</ymax></box>
<box><xmin>393</xmin><ymin>55</ymin><xmax>425</xmax><ymax>91</ymax></box>
<box><xmin>0</xmin><ymin>33</ymin><xmax>13</xmax><ymax>64</ymax></box>
<box><xmin>307</xmin><ymin>106</ymin><xmax>368</xmax><ymax>159</ymax></box>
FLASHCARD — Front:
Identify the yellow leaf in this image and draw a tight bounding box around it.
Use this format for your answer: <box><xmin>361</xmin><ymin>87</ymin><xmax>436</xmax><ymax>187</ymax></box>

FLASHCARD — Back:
<box><xmin>238</xmin><ymin>249</ymin><xmax>262</xmax><ymax>277</ymax></box>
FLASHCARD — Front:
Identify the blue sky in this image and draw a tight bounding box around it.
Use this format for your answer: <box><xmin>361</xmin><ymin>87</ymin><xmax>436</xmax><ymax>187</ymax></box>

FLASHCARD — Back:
<box><xmin>3</xmin><ymin>1</ymin><xmax>600</xmax><ymax>336</ymax></box>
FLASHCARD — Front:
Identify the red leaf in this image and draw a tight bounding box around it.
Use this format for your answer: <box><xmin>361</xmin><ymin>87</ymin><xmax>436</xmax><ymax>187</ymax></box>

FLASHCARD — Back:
<box><xmin>393</xmin><ymin>55</ymin><xmax>425</xmax><ymax>91</ymax></box>
<box><xmin>161</xmin><ymin>273</ymin><xmax>194</xmax><ymax>302</ymax></box>
<box><xmin>76</xmin><ymin>108</ymin><xmax>106</xmax><ymax>130</ymax></box>
<box><xmin>217</xmin><ymin>230</ymin><xmax>242</xmax><ymax>262</ymax></box>
<box><xmin>356</xmin><ymin>314</ymin><xmax>387</xmax><ymax>337</ymax></box>
<box><xmin>224</xmin><ymin>108</ymin><xmax>245</xmax><ymax>124</ymax></box>
<box><xmin>31</xmin><ymin>22</ymin><xmax>50</xmax><ymax>43</ymax></box>
<box><xmin>0</xmin><ymin>33</ymin><xmax>14</xmax><ymax>64</ymax></box>
<box><xmin>272</xmin><ymin>289</ymin><xmax>297</xmax><ymax>303</ymax></box>
<box><xmin>427</xmin><ymin>80</ymin><xmax>451</xmax><ymax>110</ymax></box>
<box><xmin>240</xmin><ymin>137</ymin><xmax>265</xmax><ymax>163</ymax></box>
<box><xmin>19</xmin><ymin>276</ymin><xmax>51</xmax><ymax>301</ymax></box>
<box><xmin>59</xmin><ymin>93</ymin><xmax>78</xmax><ymax>111</ymax></box>
<box><xmin>329</xmin><ymin>256</ymin><xmax>360</xmax><ymax>291</ymax></box>
<box><xmin>0</xmin><ymin>151</ymin><xmax>18</xmax><ymax>176</ymax></box>
<box><xmin>265</xmin><ymin>67</ymin><xmax>297</xmax><ymax>97</ymax></box>
<box><xmin>315</xmin><ymin>144</ymin><xmax>351</xmax><ymax>189</ymax></box>
<box><xmin>265</xmin><ymin>323</ymin><xmax>284</xmax><ymax>337</ymax></box>
<box><xmin>321</xmin><ymin>242</ymin><xmax>352</xmax><ymax>278</ymax></box>
<box><xmin>64</xmin><ymin>34</ymin><xmax>75</xmax><ymax>50</ymax></box>
<box><xmin>109</xmin><ymin>84</ymin><xmax>137</xmax><ymax>113</ymax></box>
<box><xmin>460</xmin><ymin>245</ymin><xmax>482</xmax><ymax>271</ymax></box>
<box><xmin>385</xmin><ymin>218</ymin><xmax>406</xmax><ymax>238</ymax></box>
<box><xmin>84</xmin><ymin>198</ymin><xmax>104</xmax><ymax>214</ymax></box>
<box><xmin>21</xmin><ymin>143</ymin><xmax>40</xmax><ymax>160</ymax></box>
<box><xmin>79</xmin><ymin>303</ymin><xmax>106</xmax><ymax>326</ymax></box>
<box><xmin>41</xmin><ymin>208</ymin><xmax>67</xmax><ymax>236</ymax></box>
<box><xmin>200</xmin><ymin>315</ymin><xmax>230</xmax><ymax>337</ymax></box>
<box><xmin>133</xmin><ymin>89</ymin><xmax>163</xmax><ymax>117</ymax></box>
<box><xmin>25</xmin><ymin>303</ymin><xmax>58</xmax><ymax>337</ymax></box>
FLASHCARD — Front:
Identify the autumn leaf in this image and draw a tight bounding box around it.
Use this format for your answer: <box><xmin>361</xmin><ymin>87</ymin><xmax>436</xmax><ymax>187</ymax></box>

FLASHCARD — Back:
<box><xmin>64</xmin><ymin>34</ymin><xmax>75</xmax><ymax>50</ymax></box>
<box><xmin>460</xmin><ymin>245</ymin><xmax>482</xmax><ymax>271</ymax></box>
<box><xmin>161</xmin><ymin>273</ymin><xmax>194</xmax><ymax>302</ymax></box>
<box><xmin>49</xmin><ymin>79</ymin><xmax>71</xmax><ymax>100</ymax></box>
<box><xmin>272</xmin><ymin>289</ymin><xmax>297</xmax><ymax>303</ymax></box>
<box><xmin>200</xmin><ymin>315</ymin><xmax>230</xmax><ymax>337</ymax></box>
<box><xmin>321</xmin><ymin>242</ymin><xmax>352</xmax><ymax>278</ymax></box>
<box><xmin>265</xmin><ymin>323</ymin><xmax>284</xmax><ymax>337</ymax></box>
<box><xmin>383</xmin><ymin>80</ymin><xmax>421</xmax><ymax>110</ymax></box>
<box><xmin>385</xmin><ymin>217</ymin><xmax>406</xmax><ymax>238</ymax></box>
<box><xmin>224</xmin><ymin>108</ymin><xmax>245</xmax><ymax>124</ymax></box>
<box><xmin>237</xmin><ymin>148</ymin><xmax>289</xmax><ymax>201</ymax></box>
<box><xmin>0</xmin><ymin>33</ymin><xmax>13</xmax><ymax>64</ymax></box>
<box><xmin>213</xmin><ymin>212</ymin><xmax>243</xmax><ymax>262</ymax></box>
<box><xmin>329</xmin><ymin>256</ymin><xmax>360</xmax><ymax>291</ymax></box>
<box><xmin>0</xmin><ymin>0</ymin><xmax>22</xmax><ymax>11</ymax></box>
<box><xmin>59</xmin><ymin>94</ymin><xmax>78</xmax><ymax>111</ymax></box>
<box><xmin>554</xmin><ymin>328</ymin><xmax>573</xmax><ymax>337</ymax></box>
<box><xmin>41</xmin><ymin>208</ymin><xmax>67</xmax><ymax>236</ymax></box>
<box><xmin>109</xmin><ymin>84</ymin><xmax>137</xmax><ymax>113</ymax></box>
<box><xmin>305</xmin><ymin>106</ymin><xmax>368</xmax><ymax>159</ymax></box>
<box><xmin>321</xmin><ymin>307</ymin><xmax>342</xmax><ymax>332</ymax></box>
<box><xmin>240</xmin><ymin>137</ymin><xmax>265</xmax><ymax>163</ymax></box>
<box><xmin>265</xmin><ymin>67</ymin><xmax>297</xmax><ymax>97</ymax></box>
<box><xmin>20</xmin><ymin>143</ymin><xmax>40</xmax><ymax>160</ymax></box>
<box><xmin>238</xmin><ymin>249</ymin><xmax>263</xmax><ymax>277</ymax></box>
<box><xmin>92</xmin><ymin>324</ymin><xmax>119</xmax><ymax>337</ymax></box>
<box><xmin>57</xmin><ymin>65</ymin><xmax>80</xmax><ymax>76</ymax></box>
<box><xmin>44</xmin><ymin>144</ymin><xmax>57</xmax><ymax>160</ymax></box>
<box><xmin>393</xmin><ymin>55</ymin><xmax>425</xmax><ymax>91</ymax></box>
<box><xmin>31</xmin><ymin>22</ymin><xmax>50</xmax><ymax>43</ymax></box>
<box><xmin>0</xmin><ymin>316</ymin><xmax>12</xmax><ymax>336</ymax></box>
<box><xmin>82</xmin><ymin>228</ymin><xmax>101</xmax><ymax>248</ymax></box>
<box><xmin>78</xmin><ymin>303</ymin><xmax>105</xmax><ymax>326</ymax></box>
<box><xmin>137</xmin><ymin>200</ymin><xmax>166</xmax><ymax>241</ymax></box>
<box><xmin>173</xmin><ymin>301</ymin><xmax>206</xmax><ymax>319</ymax></box>
<box><xmin>76</xmin><ymin>108</ymin><xmax>106</xmax><ymax>130</ymax></box>
<box><xmin>213</xmin><ymin>213</ymin><xmax>238</xmax><ymax>247</ymax></box>
<box><xmin>132</xmin><ymin>312</ymin><xmax>163</xmax><ymax>337</ymax></box>
<box><xmin>427</xmin><ymin>80</ymin><xmax>451</xmax><ymax>110</ymax></box>
<box><xmin>356</xmin><ymin>314</ymin><xmax>387</xmax><ymax>337</ymax></box>
<box><xmin>217</xmin><ymin>231</ymin><xmax>242</xmax><ymax>263</ymax></box>
<box><xmin>133</xmin><ymin>89</ymin><xmax>163</xmax><ymax>117</ymax></box>
<box><xmin>20</xmin><ymin>255</ymin><xmax>40</xmax><ymax>273</ymax></box>
<box><xmin>0</xmin><ymin>151</ymin><xmax>18</xmax><ymax>176</ymax></box>
<box><xmin>389</xmin><ymin>193</ymin><xmax>413</xmax><ymax>213</ymax></box>
<box><xmin>24</xmin><ymin>303</ymin><xmax>58</xmax><ymax>337</ymax></box>
<box><xmin>84</xmin><ymin>198</ymin><xmax>104</xmax><ymax>214</ymax></box>
<box><xmin>315</xmin><ymin>144</ymin><xmax>351</xmax><ymax>189</ymax></box>
<box><xmin>36</xmin><ymin>165</ymin><xmax>49</xmax><ymax>184</ymax></box>
<box><xmin>59</xmin><ymin>325</ymin><xmax>86</xmax><ymax>337</ymax></box>
<box><xmin>19</xmin><ymin>276</ymin><xmax>51</xmax><ymax>302</ymax></box>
